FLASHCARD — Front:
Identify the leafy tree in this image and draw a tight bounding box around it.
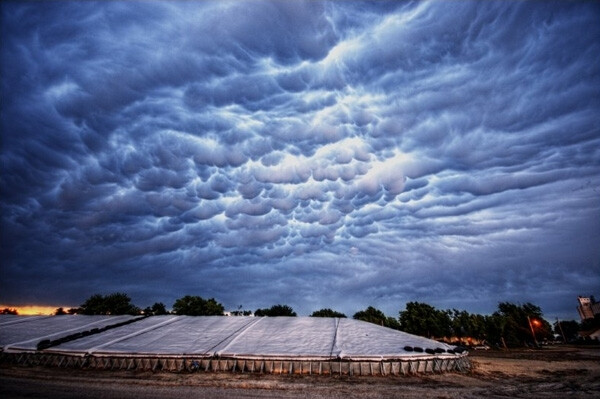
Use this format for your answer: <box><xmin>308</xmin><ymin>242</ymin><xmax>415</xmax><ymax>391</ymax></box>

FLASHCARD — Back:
<box><xmin>483</xmin><ymin>313</ymin><xmax>506</xmax><ymax>347</ymax></box>
<box><xmin>385</xmin><ymin>316</ymin><xmax>401</xmax><ymax>330</ymax></box>
<box><xmin>310</xmin><ymin>308</ymin><xmax>347</xmax><ymax>318</ymax></box>
<box><xmin>399</xmin><ymin>302</ymin><xmax>452</xmax><ymax>338</ymax></box>
<box><xmin>254</xmin><ymin>304</ymin><xmax>297</xmax><ymax>317</ymax></box>
<box><xmin>79</xmin><ymin>293</ymin><xmax>140</xmax><ymax>315</ymax></box>
<box><xmin>144</xmin><ymin>302</ymin><xmax>169</xmax><ymax>315</ymax></box>
<box><xmin>469</xmin><ymin>313</ymin><xmax>488</xmax><ymax>340</ymax></box>
<box><xmin>493</xmin><ymin>302</ymin><xmax>552</xmax><ymax>347</ymax></box>
<box><xmin>104</xmin><ymin>293</ymin><xmax>140</xmax><ymax>315</ymax></box>
<box><xmin>393</xmin><ymin>301</ymin><xmax>554</xmax><ymax>347</ymax></box>
<box><xmin>555</xmin><ymin>320</ymin><xmax>580</xmax><ymax>342</ymax></box>
<box><xmin>450</xmin><ymin>309</ymin><xmax>487</xmax><ymax>341</ymax></box>
<box><xmin>80</xmin><ymin>294</ymin><xmax>105</xmax><ymax>315</ymax></box>
<box><xmin>1</xmin><ymin>308</ymin><xmax>18</xmax><ymax>315</ymax></box>
<box><xmin>353</xmin><ymin>306</ymin><xmax>399</xmax><ymax>329</ymax></box>
<box><xmin>172</xmin><ymin>295</ymin><xmax>224</xmax><ymax>316</ymax></box>
<box><xmin>451</xmin><ymin>309</ymin><xmax>470</xmax><ymax>338</ymax></box>
<box><xmin>353</xmin><ymin>306</ymin><xmax>386</xmax><ymax>325</ymax></box>
<box><xmin>54</xmin><ymin>307</ymin><xmax>67</xmax><ymax>315</ymax></box>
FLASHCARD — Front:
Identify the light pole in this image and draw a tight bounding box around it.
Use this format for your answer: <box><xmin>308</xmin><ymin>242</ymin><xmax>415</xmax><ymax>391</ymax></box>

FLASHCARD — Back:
<box><xmin>527</xmin><ymin>316</ymin><xmax>539</xmax><ymax>347</ymax></box>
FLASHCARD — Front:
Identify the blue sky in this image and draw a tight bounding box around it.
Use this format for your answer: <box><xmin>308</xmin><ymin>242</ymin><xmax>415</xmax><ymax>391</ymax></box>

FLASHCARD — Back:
<box><xmin>1</xmin><ymin>1</ymin><xmax>599</xmax><ymax>320</ymax></box>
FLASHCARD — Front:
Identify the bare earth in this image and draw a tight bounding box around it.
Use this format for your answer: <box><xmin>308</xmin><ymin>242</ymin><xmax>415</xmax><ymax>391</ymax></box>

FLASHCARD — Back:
<box><xmin>1</xmin><ymin>346</ymin><xmax>599</xmax><ymax>399</ymax></box>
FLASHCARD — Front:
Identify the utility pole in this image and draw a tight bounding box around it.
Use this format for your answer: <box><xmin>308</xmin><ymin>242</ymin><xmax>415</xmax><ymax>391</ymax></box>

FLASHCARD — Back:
<box><xmin>556</xmin><ymin>317</ymin><xmax>566</xmax><ymax>343</ymax></box>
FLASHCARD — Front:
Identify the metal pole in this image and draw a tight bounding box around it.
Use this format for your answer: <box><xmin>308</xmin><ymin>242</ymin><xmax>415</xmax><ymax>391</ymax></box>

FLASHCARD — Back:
<box><xmin>556</xmin><ymin>317</ymin><xmax>567</xmax><ymax>344</ymax></box>
<box><xmin>527</xmin><ymin>316</ymin><xmax>539</xmax><ymax>347</ymax></box>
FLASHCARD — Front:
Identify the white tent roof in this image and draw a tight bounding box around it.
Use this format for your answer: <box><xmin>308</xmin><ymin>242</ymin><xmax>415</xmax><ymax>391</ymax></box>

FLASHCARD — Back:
<box><xmin>1</xmin><ymin>315</ymin><xmax>461</xmax><ymax>361</ymax></box>
<box><xmin>335</xmin><ymin>318</ymin><xmax>452</xmax><ymax>360</ymax></box>
<box><xmin>52</xmin><ymin>316</ymin><xmax>252</xmax><ymax>356</ymax></box>
<box><xmin>0</xmin><ymin>315</ymin><xmax>136</xmax><ymax>352</ymax></box>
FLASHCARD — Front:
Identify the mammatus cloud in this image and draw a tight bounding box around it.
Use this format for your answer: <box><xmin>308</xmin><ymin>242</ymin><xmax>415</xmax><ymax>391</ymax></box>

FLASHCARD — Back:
<box><xmin>1</xmin><ymin>1</ymin><xmax>599</xmax><ymax>319</ymax></box>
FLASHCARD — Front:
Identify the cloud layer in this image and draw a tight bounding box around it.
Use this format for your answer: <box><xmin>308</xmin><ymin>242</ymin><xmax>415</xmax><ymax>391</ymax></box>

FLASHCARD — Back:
<box><xmin>1</xmin><ymin>1</ymin><xmax>599</xmax><ymax>318</ymax></box>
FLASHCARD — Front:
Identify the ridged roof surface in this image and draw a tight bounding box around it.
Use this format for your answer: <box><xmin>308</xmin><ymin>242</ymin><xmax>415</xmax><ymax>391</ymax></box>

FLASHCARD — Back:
<box><xmin>1</xmin><ymin>315</ymin><xmax>462</xmax><ymax>360</ymax></box>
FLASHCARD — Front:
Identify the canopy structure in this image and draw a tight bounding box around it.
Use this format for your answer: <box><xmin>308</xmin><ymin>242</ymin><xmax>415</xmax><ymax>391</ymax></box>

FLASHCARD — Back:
<box><xmin>0</xmin><ymin>315</ymin><xmax>469</xmax><ymax>375</ymax></box>
<box><xmin>0</xmin><ymin>315</ymin><xmax>137</xmax><ymax>352</ymax></box>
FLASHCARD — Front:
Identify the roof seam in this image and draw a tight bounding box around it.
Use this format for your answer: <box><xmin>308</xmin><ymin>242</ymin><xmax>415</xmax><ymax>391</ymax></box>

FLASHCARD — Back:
<box><xmin>85</xmin><ymin>316</ymin><xmax>179</xmax><ymax>354</ymax></box>
<box><xmin>213</xmin><ymin>316</ymin><xmax>265</xmax><ymax>357</ymax></box>
<box><xmin>329</xmin><ymin>317</ymin><xmax>341</xmax><ymax>358</ymax></box>
<box><xmin>203</xmin><ymin>316</ymin><xmax>263</xmax><ymax>357</ymax></box>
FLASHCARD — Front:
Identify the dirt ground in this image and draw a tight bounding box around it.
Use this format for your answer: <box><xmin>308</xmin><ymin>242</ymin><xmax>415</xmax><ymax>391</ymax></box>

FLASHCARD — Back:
<box><xmin>1</xmin><ymin>345</ymin><xmax>599</xmax><ymax>399</ymax></box>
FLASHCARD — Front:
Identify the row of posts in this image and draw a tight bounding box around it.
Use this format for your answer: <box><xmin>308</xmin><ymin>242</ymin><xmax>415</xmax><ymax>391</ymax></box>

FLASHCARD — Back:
<box><xmin>0</xmin><ymin>352</ymin><xmax>470</xmax><ymax>375</ymax></box>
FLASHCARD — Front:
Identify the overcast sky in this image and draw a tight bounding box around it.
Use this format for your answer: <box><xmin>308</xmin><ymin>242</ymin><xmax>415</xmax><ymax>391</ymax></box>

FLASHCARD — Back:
<box><xmin>1</xmin><ymin>1</ymin><xmax>599</xmax><ymax>320</ymax></box>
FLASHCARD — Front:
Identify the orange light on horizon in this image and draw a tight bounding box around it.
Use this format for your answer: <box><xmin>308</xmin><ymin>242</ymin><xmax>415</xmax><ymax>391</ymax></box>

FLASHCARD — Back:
<box><xmin>0</xmin><ymin>304</ymin><xmax>71</xmax><ymax>316</ymax></box>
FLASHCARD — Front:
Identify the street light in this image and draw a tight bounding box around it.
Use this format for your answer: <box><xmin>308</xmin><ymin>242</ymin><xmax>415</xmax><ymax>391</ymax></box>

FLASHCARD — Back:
<box><xmin>527</xmin><ymin>316</ymin><xmax>540</xmax><ymax>347</ymax></box>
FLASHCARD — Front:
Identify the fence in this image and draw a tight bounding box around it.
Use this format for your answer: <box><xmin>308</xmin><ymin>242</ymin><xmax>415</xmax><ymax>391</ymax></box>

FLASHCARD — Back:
<box><xmin>0</xmin><ymin>351</ymin><xmax>470</xmax><ymax>375</ymax></box>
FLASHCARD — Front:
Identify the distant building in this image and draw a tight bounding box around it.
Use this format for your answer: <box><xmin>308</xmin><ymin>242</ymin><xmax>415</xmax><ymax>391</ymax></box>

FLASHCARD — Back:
<box><xmin>577</xmin><ymin>296</ymin><xmax>600</xmax><ymax>321</ymax></box>
<box><xmin>224</xmin><ymin>310</ymin><xmax>254</xmax><ymax>317</ymax></box>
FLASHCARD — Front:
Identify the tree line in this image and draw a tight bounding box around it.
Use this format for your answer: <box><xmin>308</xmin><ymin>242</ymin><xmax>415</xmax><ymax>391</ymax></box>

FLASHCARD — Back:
<box><xmin>7</xmin><ymin>292</ymin><xmax>596</xmax><ymax>348</ymax></box>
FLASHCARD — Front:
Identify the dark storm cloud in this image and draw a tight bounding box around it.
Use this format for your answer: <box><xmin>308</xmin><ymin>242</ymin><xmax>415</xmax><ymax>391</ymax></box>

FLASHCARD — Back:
<box><xmin>1</xmin><ymin>1</ymin><xmax>598</xmax><ymax>319</ymax></box>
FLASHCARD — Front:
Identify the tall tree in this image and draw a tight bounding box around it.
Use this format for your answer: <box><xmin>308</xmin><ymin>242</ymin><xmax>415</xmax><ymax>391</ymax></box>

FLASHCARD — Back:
<box><xmin>483</xmin><ymin>313</ymin><xmax>506</xmax><ymax>347</ymax></box>
<box><xmin>353</xmin><ymin>306</ymin><xmax>400</xmax><ymax>329</ymax></box>
<box><xmin>254</xmin><ymin>304</ymin><xmax>297</xmax><ymax>317</ymax></box>
<box><xmin>399</xmin><ymin>302</ymin><xmax>452</xmax><ymax>338</ymax></box>
<box><xmin>310</xmin><ymin>308</ymin><xmax>347</xmax><ymax>318</ymax></box>
<box><xmin>104</xmin><ymin>293</ymin><xmax>140</xmax><ymax>315</ymax></box>
<box><xmin>79</xmin><ymin>293</ymin><xmax>140</xmax><ymax>315</ymax></box>
<box><xmin>172</xmin><ymin>295</ymin><xmax>224</xmax><ymax>316</ymax></box>
<box><xmin>79</xmin><ymin>294</ymin><xmax>105</xmax><ymax>315</ymax></box>
<box><xmin>555</xmin><ymin>320</ymin><xmax>580</xmax><ymax>342</ymax></box>
<box><xmin>450</xmin><ymin>309</ymin><xmax>487</xmax><ymax>340</ymax></box>
<box><xmin>494</xmin><ymin>302</ymin><xmax>552</xmax><ymax>347</ymax></box>
<box><xmin>143</xmin><ymin>302</ymin><xmax>169</xmax><ymax>316</ymax></box>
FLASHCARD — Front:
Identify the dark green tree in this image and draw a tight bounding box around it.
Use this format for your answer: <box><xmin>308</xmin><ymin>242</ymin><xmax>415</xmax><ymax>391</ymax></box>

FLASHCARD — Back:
<box><xmin>54</xmin><ymin>307</ymin><xmax>67</xmax><ymax>315</ymax></box>
<box><xmin>79</xmin><ymin>294</ymin><xmax>105</xmax><ymax>315</ymax></box>
<box><xmin>104</xmin><ymin>293</ymin><xmax>140</xmax><ymax>315</ymax></box>
<box><xmin>483</xmin><ymin>313</ymin><xmax>506</xmax><ymax>347</ymax></box>
<box><xmin>144</xmin><ymin>302</ymin><xmax>169</xmax><ymax>315</ymax></box>
<box><xmin>254</xmin><ymin>304</ymin><xmax>297</xmax><ymax>317</ymax></box>
<box><xmin>555</xmin><ymin>320</ymin><xmax>580</xmax><ymax>342</ymax></box>
<box><xmin>470</xmin><ymin>313</ymin><xmax>488</xmax><ymax>340</ymax></box>
<box><xmin>385</xmin><ymin>316</ymin><xmax>401</xmax><ymax>330</ymax></box>
<box><xmin>450</xmin><ymin>309</ymin><xmax>469</xmax><ymax>338</ymax></box>
<box><xmin>450</xmin><ymin>309</ymin><xmax>487</xmax><ymax>341</ymax></box>
<box><xmin>494</xmin><ymin>302</ymin><xmax>552</xmax><ymax>347</ymax></box>
<box><xmin>1</xmin><ymin>308</ymin><xmax>18</xmax><ymax>315</ymax></box>
<box><xmin>172</xmin><ymin>295</ymin><xmax>224</xmax><ymax>316</ymax></box>
<box><xmin>79</xmin><ymin>293</ymin><xmax>140</xmax><ymax>315</ymax></box>
<box><xmin>353</xmin><ymin>306</ymin><xmax>386</xmax><ymax>325</ymax></box>
<box><xmin>353</xmin><ymin>306</ymin><xmax>400</xmax><ymax>329</ymax></box>
<box><xmin>399</xmin><ymin>302</ymin><xmax>452</xmax><ymax>338</ymax></box>
<box><xmin>310</xmin><ymin>308</ymin><xmax>347</xmax><ymax>318</ymax></box>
